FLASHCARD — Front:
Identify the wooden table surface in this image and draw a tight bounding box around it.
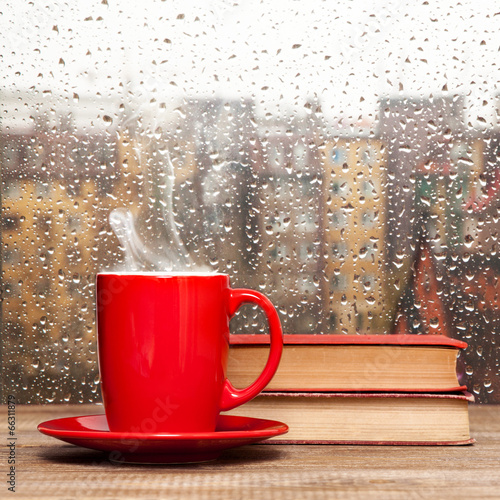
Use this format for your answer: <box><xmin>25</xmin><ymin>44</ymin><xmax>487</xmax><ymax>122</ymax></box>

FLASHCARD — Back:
<box><xmin>2</xmin><ymin>404</ymin><xmax>500</xmax><ymax>499</ymax></box>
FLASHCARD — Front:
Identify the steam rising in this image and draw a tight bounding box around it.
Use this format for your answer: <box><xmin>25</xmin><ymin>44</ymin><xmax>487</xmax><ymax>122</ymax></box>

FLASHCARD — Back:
<box><xmin>109</xmin><ymin>148</ymin><xmax>200</xmax><ymax>272</ymax></box>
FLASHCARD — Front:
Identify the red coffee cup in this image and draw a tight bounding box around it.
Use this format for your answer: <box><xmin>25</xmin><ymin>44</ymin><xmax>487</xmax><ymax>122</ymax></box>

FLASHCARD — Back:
<box><xmin>96</xmin><ymin>272</ymin><xmax>283</xmax><ymax>433</ymax></box>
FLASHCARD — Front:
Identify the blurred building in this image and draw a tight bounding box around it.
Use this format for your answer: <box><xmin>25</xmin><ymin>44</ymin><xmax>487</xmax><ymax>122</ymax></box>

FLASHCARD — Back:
<box><xmin>377</xmin><ymin>95</ymin><xmax>466</xmax><ymax>263</ymax></box>
<box><xmin>1</xmin><ymin>124</ymin><xmax>125</xmax><ymax>400</ymax></box>
<box><xmin>169</xmin><ymin>97</ymin><xmax>260</xmax><ymax>281</ymax></box>
<box><xmin>376</xmin><ymin>96</ymin><xmax>468</xmax><ymax>328</ymax></box>
<box><xmin>460</xmin><ymin>132</ymin><xmax>500</xmax><ymax>255</ymax></box>
<box><xmin>376</xmin><ymin>96</ymin><xmax>500</xmax><ymax>401</ymax></box>
<box><xmin>414</xmin><ymin>136</ymin><xmax>484</xmax><ymax>253</ymax></box>
<box><xmin>446</xmin><ymin>132</ymin><xmax>500</xmax><ymax>402</ymax></box>
<box><xmin>321</xmin><ymin>137</ymin><xmax>388</xmax><ymax>334</ymax></box>
<box><xmin>252</xmin><ymin>130</ymin><xmax>323</xmax><ymax>333</ymax></box>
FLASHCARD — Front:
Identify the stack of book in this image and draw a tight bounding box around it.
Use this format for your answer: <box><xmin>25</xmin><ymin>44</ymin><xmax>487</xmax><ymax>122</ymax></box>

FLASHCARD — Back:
<box><xmin>225</xmin><ymin>334</ymin><xmax>474</xmax><ymax>445</ymax></box>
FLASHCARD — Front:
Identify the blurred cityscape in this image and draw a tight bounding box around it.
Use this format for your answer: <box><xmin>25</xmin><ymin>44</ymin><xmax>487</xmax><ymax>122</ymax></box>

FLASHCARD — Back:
<box><xmin>2</xmin><ymin>90</ymin><xmax>500</xmax><ymax>403</ymax></box>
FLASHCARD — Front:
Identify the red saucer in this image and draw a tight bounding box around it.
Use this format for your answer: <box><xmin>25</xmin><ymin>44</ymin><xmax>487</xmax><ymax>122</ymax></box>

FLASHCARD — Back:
<box><xmin>38</xmin><ymin>414</ymin><xmax>288</xmax><ymax>464</ymax></box>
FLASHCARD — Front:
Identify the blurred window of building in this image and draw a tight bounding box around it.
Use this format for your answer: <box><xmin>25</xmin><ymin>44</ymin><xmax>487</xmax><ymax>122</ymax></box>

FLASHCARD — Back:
<box><xmin>3</xmin><ymin>247</ymin><xmax>21</xmax><ymax>265</ymax></box>
<box><xmin>300</xmin><ymin>177</ymin><xmax>314</xmax><ymax>197</ymax></box>
<box><xmin>331</xmin><ymin>274</ymin><xmax>349</xmax><ymax>292</ymax></box>
<box><xmin>2</xmin><ymin>214</ymin><xmax>20</xmax><ymax>230</ymax></box>
<box><xmin>35</xmin><ymin>279</ymin><xmax>51</xmax><ymax>298</ymax></box>
<box><xmin>294</xmin><ymin>143</ymin><xmax>308</xmax><ymax>169</ymax></box>
<box><xmin>330</xmin><ymin>147</ymin><xmax>347</xmax><ymax>165</ymax></box>
<box><xmin>297</xmin><ymin>275</ymin><xmax>314</xmax><ymax>294</ymax></box>
<box><xmin>298</xmin><ymin>242</ymin><xmax>318</xmax><ymax>261</ymax></box>
<box><xmin>2</xmin><ymin>281</ymin><xmax>20</xmax><ymax>298</ymax></box>
<box><xmin>330</xmin><ymin>209</ymin><xmax>348</xmax><ymax>229</ymax></box>
<box><xmin>360</xmin><ymin>145</ymin><xmax>377</xmax><ymax>166</ymax></box>
<box><xmin>297</xmin><ymin>211</ymin><xmax>317</xmax><ymax>233</ymax></box>
<box><xmin>3</xmin><ymin>180</ymin><xmax>22</xmax><ymax>199</ymax></box>
<box><xmin>269</xmin><ymin>143</ymin><xmax>285</xmax><ymax>170</ymax></box>
<box><xmin>330</xmin><ymin>178</ymin><xmax>350</xmax><ymax>197</ymax></box>
<box><xmin>361</xmin><ymin>179</ymin><xmax>379</xmax><ymax>199</ymax></box>
<box><xmin>66</xmin><ymin>215</ymin><xmax>82</xmax><ymax>232</ymax></box>
<box><xmin>360</xmin><ymin>274</ymin><xmax>376</xmax><ymax>293</ymax></box>
<box><xmin>361</xmin><ymin>209</ymin><xmax>377</xmax><ymax>228</ymax></box>
<box><xmin>359</xmin><ymin>242</ymin><xmax>377</xmax><ymax>261</ymax></box>
<box><xmin>331</xmin><ymin>241</ymin><xmax>348</xmax><ymax>260</ymax></box>
<box><xmin>35</xmin><ymin>182</ymin><xmax>51</xmax><ymax>198</ymax></box>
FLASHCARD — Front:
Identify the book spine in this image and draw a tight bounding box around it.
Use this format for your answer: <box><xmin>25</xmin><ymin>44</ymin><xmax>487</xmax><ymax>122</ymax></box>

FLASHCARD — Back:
<box><xmin>262</xmin><ymin>438</ymin><xmax>476</xmax><ymax>446</ymax></box>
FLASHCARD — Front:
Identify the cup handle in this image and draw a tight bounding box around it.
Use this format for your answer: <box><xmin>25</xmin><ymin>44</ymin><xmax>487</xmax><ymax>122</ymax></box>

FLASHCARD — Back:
<box><xmin>220</xmin><ymin>288</ymin><xmax>283</xmax><ymax>411</ymax></box>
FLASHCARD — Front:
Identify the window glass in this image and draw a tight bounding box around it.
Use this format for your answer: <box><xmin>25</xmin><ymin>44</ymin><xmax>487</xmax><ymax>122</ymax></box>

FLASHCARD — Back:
<box><xmin>2</xmin><ymin>1</ymin><xmax>499</xmax><ymax>403</ymax></box>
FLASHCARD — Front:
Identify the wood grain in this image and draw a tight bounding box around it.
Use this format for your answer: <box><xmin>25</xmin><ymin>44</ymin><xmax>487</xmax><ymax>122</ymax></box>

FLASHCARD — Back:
<box><xmin>1</xmin><ymin>404</ymin><xmax>499</xmax><ymax>499</ymax></box>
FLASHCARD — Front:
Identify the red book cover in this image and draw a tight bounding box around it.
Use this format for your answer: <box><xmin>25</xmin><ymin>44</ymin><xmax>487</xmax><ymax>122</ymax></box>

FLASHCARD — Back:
<box><xmin>230</xmin><ymin>333</ymin><xmax>467</xmax><ymax>349</ymax></box>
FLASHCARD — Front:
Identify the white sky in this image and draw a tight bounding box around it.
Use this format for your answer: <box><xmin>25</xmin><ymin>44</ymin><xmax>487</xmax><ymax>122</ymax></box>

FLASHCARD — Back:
<box><xmin>1</xmin><ymin>0</ymin><xmax>499</xmax><ymax>130</ymax></box>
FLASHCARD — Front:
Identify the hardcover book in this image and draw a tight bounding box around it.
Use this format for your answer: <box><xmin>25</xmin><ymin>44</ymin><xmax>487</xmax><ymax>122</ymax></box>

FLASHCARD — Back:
<box><xmin>224</xmin><ymin>391</ymin><xmax>474</xmax><ymax>445</ymax></box>
<box><xmin>228</xmin><ymin>334</ymin><xmax>467</xmax><ymax>392</ymax></box>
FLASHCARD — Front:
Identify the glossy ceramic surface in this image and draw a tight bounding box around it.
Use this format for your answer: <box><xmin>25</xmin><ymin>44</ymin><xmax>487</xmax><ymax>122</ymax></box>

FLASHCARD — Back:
<box><xmin>96</xmin><ymin>273</ymin><xmax>283</xmax><ymax>433</ymax></box>
<box><xmin>38</xmin><ymin>414</ymin><xmax>288</xmax><ymax>464</ymax></box>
